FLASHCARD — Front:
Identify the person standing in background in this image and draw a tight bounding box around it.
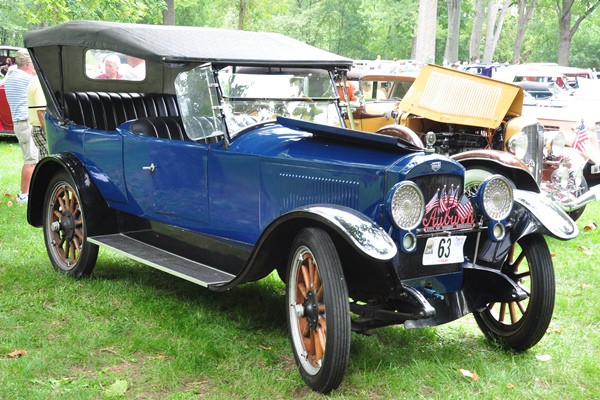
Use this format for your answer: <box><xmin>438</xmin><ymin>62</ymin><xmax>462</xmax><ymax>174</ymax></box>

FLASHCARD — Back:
<box><xmin>27</xmin><ymin>74</ymin><xmax>48</xmax><ymax>158</ymax></box>
<box><xmin>4</xmin><ymin>49</ymin><xmax>37</xmax><ymax>204</ymax></box>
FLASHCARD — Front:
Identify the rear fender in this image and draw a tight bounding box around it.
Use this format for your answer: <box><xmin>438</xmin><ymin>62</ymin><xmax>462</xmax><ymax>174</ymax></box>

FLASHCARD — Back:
<box><xmin>27</xmin><ymin>153</ymin><xmax>117</xmax><ymax>235</ymax></box>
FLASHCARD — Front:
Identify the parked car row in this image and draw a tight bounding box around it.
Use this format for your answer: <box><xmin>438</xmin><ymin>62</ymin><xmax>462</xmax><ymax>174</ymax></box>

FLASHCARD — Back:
<box><xmin>25</xmin><ymin>21</ymin><xmax>579</xmax><ymax>393</ymax></box>
<box><xmin>346</xmin><ymin>64</ymin><xmax>600</xmax><ymax>221</ymax></box>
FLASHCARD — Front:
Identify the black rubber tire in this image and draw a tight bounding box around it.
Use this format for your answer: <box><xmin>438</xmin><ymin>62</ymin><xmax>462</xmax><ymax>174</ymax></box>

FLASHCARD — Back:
<box><xmin>473</xmin><ymin>234</ymin><xmax>555</xmax><ymax>351</ymax></box>
<box><xmin>286</xmin><ymin>228</ymin><xmax>351</xmax><ymax>393</ymax></box>
<box><xmin>43</xmin><ymin>171</ymin><xmax>99</xmax><ymax>278</ymax></box>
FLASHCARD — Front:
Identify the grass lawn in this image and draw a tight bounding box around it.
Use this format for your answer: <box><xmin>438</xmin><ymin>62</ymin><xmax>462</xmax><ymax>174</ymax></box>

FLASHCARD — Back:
<box><xmin>0</xmin><ymin>136</ymin><xmax>599</xmax><ymax>399</ymax></box>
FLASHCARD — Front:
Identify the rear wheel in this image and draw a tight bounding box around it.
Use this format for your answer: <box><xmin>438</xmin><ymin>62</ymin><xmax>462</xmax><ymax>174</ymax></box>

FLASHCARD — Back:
<box><xmin>43</xmin><ymin>171</ymin><xmax>99</xmax><ymax>278</ymax></box>
<box><xmin>286</xmin><ymin>228</ymin><xmax>350</xmax><ymax>393</ymax></box>
<box><xmin>473</xmin><ymin>234</ymin><xmax>554</xmax><ymax>351</ymax></box>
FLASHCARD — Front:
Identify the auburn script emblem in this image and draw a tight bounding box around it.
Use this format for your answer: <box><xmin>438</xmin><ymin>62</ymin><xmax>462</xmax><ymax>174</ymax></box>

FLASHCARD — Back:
<box><xmin>422</xmin><ymin>185</ymin><xmax>475</xmax><ymax>232</ymax></box>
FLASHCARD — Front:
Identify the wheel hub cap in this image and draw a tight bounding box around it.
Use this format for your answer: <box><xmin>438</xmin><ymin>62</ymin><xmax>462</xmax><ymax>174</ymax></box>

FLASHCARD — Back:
<box><xmin>303</xmin><ymin>290</ymin><xmax>319</xmax><ymax>330</ymax></box>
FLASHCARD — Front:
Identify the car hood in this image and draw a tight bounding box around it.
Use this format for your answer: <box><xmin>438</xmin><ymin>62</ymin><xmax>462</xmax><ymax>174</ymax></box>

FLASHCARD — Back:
<box><xmin>399</xmin><ymin>64</ymin><xmax>524</xmax><ymax>129</ymax></box>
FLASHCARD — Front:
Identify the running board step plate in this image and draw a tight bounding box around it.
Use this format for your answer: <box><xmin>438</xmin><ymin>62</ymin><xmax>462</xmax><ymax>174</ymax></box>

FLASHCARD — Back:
<box><xmin>88</xmin><ymin>233</ymin><xmax>235</xmax><ymax>287</ymax></box>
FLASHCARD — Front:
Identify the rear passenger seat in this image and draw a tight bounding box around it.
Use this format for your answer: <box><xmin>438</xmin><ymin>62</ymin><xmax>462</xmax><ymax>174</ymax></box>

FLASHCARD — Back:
<box><xmin>129</xmin><ymin>116</ymin><xmax>188</xmax><ymax>141</ymax></box>
<box><xmin>62</xmin><ymin>92</ymin><xmax>187</xmax><ymax>140</ymax></box>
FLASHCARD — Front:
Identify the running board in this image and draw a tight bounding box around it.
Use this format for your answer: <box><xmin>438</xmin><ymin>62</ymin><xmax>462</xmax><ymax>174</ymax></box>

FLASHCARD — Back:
<box><xmin>88</xmin><ymin>233</ymin><xmax>236</xmax><ymax>287</ymax></box>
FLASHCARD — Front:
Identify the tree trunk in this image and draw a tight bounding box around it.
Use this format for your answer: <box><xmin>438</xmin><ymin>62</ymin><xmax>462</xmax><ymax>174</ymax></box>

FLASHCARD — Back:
<box><xmin>513</xmin><ymin>0</ymin><xmax>538</xmax><ymax>64</ymax></box>
<box><xmin>482</xmin><ymin>0</ymin><xmax>509</xmax><ymax>63</ymax></box>
<box><xmin>444</xmin><ymin>0</ymin><xmax>462</xmax><ymax>64</ymax></box>
<box><xmin>469</xmin><ymin>0</ymin><xmax>487</xmax><ymax>63</ymax></box>
<box><xmin>238</xmin><ymin>0</ymin><xmax>247</xmax><ymax>30</ymax></box>
<box><xmin>557</xmin><ymin>0</ymin><xmax>572</xmax><ymax>66</ymax></box>
<box><xmin>414</xmin><ymin>0</ymin><xmax>438</xmax><ymax>64</ymax></box>
<box><xmin>163</xmin><ymin>0</ymin><xmax>175</xmax><ymax>25</ymax></box>
<box><xmin>557</xmin><ymin>0</ymin><xmax>600</xmax><ymax>66</ymax></box>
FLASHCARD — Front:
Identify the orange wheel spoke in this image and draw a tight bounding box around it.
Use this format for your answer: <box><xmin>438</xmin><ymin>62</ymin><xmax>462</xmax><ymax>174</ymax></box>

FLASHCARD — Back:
<box><xmin>511</xmin><ymin>252</ymin><xmax>526</xmax><ymax>270</ymax></box>
<box><xmin>314</xmin><ymin>327</ymin><xmax>323</xmax><ymax>361</ymax></box>
<box><xmin>308</xmin><ymin>258</ymin><xmax>315</xmax><ymax>288</ymax></box>
<box><xmin>509</xmin><ymin>302</ymin><xmax>518</xmax><ymax>324</ymax></box>
<box><xmin>316</xmin><ymin>285</ymin><xmax>324</xmax><ymax>302</ymax></box>
<box><xmin>301</xmin><ymin>263</ymin><xmax>310</xmax><ymax>288</ymax></box>
<box><xmin>498</xmin><ymin>302</ymin><xmax>507</xmax><ymax>322</ymax></box>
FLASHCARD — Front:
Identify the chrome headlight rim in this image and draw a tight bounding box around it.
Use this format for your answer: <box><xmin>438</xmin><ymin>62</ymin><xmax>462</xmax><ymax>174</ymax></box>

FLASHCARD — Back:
<box><xmin>475</xmin><ymin>175</ymin><xmax>514</xmax><ymax>222</ymax></box>
<box><xmin>387</xmin><ymin>181</ymin><xmax>425</xmax><ymax>231</ymax></box>
<box><xmin>506</xmin><ymin>132</ymin><xmax>528</xmax><ymax>160</ymax></box>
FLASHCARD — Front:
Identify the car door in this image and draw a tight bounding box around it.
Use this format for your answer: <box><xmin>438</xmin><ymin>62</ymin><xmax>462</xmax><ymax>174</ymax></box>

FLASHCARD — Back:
<box><xmin>123</xmin><ymin>134</ymin><xmax>210</xmax><ymax>226</ymax></box>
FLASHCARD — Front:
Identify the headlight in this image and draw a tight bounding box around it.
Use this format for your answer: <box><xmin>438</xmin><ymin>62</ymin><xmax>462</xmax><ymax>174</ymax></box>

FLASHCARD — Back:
<box><xmin>387</xmin><ymin>181</ymin><xmax>425</xmax><ymax>230</ymax></box>
<box><xmin>475</xmin><ymin>175</ymin><xmax>513</xmax><ymax>221</ymax></box>
<box><xmin>544</xmin><ymin>130</ymin><xmax>565</xmax><ymax>158</ymax></box>
<box><xmin>506</xmin><ymin>132</ymin><xmax>528</xmax><ymax>160</ymax></box>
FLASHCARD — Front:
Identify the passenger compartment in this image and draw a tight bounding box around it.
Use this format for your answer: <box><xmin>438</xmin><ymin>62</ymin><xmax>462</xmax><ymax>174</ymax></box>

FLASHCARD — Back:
<box><xmin>129</xmin><ymin>116</ymin><xmax>188</xmax><ymax>141</ymax></box>
<box><xmin>62</xmin><ymin>91</ymin><xmax>180</xmax><ymax>131</ymax></box>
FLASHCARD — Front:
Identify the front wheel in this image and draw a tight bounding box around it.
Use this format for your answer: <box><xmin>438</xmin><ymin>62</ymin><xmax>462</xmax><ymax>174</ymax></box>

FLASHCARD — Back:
<box><xmin>286</xmin><ymin>228</ymin><xmax>350</xmax><ymax>393</ymax></box>
<box><xmin>43</xmin><ymin>171</ymin><xmax>99</xmax><ymax>278</ymax></box>
<box><xmin>464</xmin><ymin>168</ymin><xmax>493</xmax><ymax>198</ymax></box>
<box><xmin>473</xmin><ymin>234</ymin><xmax>554</xmax><ymax>351</ymax></box>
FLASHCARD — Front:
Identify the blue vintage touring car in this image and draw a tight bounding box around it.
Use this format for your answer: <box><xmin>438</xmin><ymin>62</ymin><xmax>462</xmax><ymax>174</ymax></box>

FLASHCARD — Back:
<box><xmin>25</xmin><ymin>21</ymin><xmax>577</xmax><ymax>393</ymax></box>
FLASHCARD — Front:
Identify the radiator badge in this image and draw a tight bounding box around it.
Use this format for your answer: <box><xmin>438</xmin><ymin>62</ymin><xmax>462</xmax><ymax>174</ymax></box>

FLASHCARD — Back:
<box><xmin>431</xmin><ymin>161</ymin><xmax>441</xmax><ymax>172</ymax></box>
<box><xmin>422</xmin><ymin>185</ymin><xmax>476</xmax><ymax>232</ymax></box>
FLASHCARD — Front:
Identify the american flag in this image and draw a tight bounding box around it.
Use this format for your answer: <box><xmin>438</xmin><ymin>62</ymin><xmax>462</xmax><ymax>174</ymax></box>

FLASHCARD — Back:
<box><xmin>455</xmin><ymin>195</ymin><xmax>474</xmax><ymax>220</ymax></box>
<box><xmin>573</xmin><ymin>118</ymin><xmax>590</xmax><ymax>155</ymax></box>
<box><xmin>425</xmin><ymin>188</ymin><xmax>440</xmax><ymax>214</ymax></box>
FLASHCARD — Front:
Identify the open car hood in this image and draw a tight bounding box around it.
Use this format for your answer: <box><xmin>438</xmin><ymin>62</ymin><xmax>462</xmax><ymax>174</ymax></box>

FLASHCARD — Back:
<box><xmin>399</xmin><ymin>64</ymin><xmax>524</xmax><ymax>129</ymax></box>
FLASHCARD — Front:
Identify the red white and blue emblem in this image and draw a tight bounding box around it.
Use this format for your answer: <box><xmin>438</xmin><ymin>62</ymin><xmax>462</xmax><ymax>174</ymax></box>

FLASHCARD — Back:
<box><xmin>422</xmin><ymin>185</ymin><xmax>476</xmax><ymax>232</ymax></box>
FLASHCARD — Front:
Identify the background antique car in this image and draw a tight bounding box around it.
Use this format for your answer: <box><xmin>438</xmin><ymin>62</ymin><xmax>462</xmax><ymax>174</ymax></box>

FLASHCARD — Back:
<box><xmin>347</xmin><ymin>65</ymin><xmax>600</xmax><ymax>221</ymax></box>
<box><xmin>0</xmin><ymin>45</ymin><xmax>23</xmax><ymax>134</ymax></box>
<box><xmin>0</xmin><ymin>81</ymin><xmax>13</xmax><ymax>134</ymax></box>
<box><xmin>25</xmin><ymin>21</ymin><xmax>577</xmax><ymax>393</ymax></box>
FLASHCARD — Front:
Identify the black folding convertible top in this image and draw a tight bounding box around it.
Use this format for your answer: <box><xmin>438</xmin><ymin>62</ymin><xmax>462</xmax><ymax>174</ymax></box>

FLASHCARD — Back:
<box><xmin>24</xmin><ymin>20</ymin><xmax>353</xmax><ymax>68</ymax></box>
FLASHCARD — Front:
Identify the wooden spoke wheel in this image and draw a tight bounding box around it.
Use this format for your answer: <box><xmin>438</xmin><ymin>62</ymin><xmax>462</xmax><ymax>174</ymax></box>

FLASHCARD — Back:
<box><xmin>286</xmin><ymin>228</ymin><xmax>350</xmax><ymax>393</ymax></box>
<box><xmin>474</xmin><ymin>234</ymin><xmax>555</xmax><ymax>351</ymax></box>
<box><xmin>43</xmin><ymin>172</ymin><xmax>98</xmax><ymax>278</ymax></box>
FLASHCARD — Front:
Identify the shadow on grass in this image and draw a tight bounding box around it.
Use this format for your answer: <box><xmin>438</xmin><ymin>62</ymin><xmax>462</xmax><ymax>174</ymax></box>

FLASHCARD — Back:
<box><xmin>90</xmin><ymin>254</ymin><xmax>288</xmax><ymax>332</ymax></box>
<box><xmin>84</xmin><ymin>251</ymin><xmax>511</xmax><ymax>378</ymax></box>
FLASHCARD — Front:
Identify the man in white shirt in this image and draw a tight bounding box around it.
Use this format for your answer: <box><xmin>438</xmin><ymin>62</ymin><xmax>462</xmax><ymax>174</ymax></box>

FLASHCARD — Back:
<box><xmin>4</xmin><ymin>49</ymin><xmax>37</xmax><ymax>204</ymax></box>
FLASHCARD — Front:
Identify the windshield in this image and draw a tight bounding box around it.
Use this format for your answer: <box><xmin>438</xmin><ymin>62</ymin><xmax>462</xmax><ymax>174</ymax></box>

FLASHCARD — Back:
<box><xmin>218</xmin><ymin>67</ymin><xmax>344</xmax><ymax>136</ymax></box>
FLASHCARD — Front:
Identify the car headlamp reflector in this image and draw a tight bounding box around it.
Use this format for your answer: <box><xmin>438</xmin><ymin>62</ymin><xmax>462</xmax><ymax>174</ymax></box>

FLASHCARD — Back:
<box><xmin>477</xmin><ymin>175</ymin><xmax>513</xmax><ymax>221</ymax></box>
<box><xmin>506</xmin><ymin>133</ymin><xmax>528</xmax><ymax>160</ymax></box>
<box><xmin>388</xmin><ymin>181</ymin><xmax>425</xmax><ymax>230</ymax></box>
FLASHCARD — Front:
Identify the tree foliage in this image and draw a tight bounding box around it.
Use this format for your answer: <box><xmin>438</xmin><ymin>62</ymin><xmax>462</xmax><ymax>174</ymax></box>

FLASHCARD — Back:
<box><xmin>2</xmin><ymin>0</ymin><xmax>600</xmax><ymax>67</ymax></box>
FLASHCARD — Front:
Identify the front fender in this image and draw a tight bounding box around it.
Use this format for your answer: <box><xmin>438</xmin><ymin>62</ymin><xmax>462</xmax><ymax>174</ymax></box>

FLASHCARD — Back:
<box><xmin>512</xmin><ymin>189</ymin><xmax>579</xmax><ymax>240</ymax></box>
<box><xmin>287</xmin><ymin>205</ymin><xmax>398</xmax><ymax>261</ymax></box>
<box><xmin>212</xmin><ymin>205</ymin><xmax>397</xmax><ymax>291</ymax></box>
<box><xmin>453</xmin><ymin>150</ymin><xmax>539</xmax><ymax>192</ymax></box>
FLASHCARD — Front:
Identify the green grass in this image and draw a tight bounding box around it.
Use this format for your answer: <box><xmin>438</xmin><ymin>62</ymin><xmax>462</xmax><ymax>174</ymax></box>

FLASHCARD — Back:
<box><xmin>0</xmin><ymin>136</ymin><xmax>599</xmax><ymax>399</ymax></box>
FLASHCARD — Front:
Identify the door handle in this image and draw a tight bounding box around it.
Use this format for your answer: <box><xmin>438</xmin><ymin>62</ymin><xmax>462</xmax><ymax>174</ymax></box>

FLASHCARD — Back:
<box><xmin>142</xmin><ymin>163</ymin><xmax>155</xmax><ymax>173</ymax></box>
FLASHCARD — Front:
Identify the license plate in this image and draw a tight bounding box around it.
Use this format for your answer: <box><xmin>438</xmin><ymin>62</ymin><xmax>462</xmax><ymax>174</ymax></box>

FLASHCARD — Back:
<box><xmin>422</xmin><ymin>236</ymin><xmax>466</xmax><ymax>266</ymax></box>
<box><xmin>592</xmin><ymin>164</ymin><xmax>600</xmax><ymax>174</ymax></box>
